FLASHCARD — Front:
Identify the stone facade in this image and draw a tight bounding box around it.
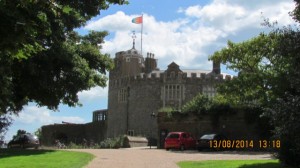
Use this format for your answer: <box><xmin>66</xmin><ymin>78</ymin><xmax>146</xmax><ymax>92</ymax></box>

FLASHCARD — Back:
<box><xmin>41</xmin><ymin>110</ymin><xmax>107</xmax><ymax>146</ymax></box>
<box><xmin>106</xmin><ymin>43</ymin><xmax>229</xmax><ymax>140</ymax></box>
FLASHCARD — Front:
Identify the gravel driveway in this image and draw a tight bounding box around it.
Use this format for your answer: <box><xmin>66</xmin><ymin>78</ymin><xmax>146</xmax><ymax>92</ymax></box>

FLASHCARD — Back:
<box><xmin>68</xmin><ymin>147</ymin><xmax>274</xmax><ymax>168</ymax></box>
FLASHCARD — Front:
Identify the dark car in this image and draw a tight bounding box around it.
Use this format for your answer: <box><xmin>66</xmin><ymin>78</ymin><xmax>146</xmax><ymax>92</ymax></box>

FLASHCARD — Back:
<box><xmin>8</xmin><ymin>133</ymin><xmax>40</xmax><ymax>149</ymax></box>
<box><xmin>164</xmin><ymin>132</ymin><xmax>196</xmax><ymax>151</ymax></box>
<box><xmin>197</xmin><ymin>133</ymin><xmax>227</xmax><ymax>151</ymax></box>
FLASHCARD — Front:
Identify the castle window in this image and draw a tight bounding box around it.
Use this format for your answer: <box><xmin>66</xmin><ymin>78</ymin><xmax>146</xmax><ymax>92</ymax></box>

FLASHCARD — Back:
<box><xmin>170</xmin><ymin>72</ymin><xmax>175</xmax><ymax>78</ymax></box>
<box><xmin>118</xmin><ymin>88</ymin><xmax>128</xmax><ymax>103</ymax></box>
<box><xmin>127</xmin><ymin>130</ymin><xmax>134</xmax><ymax>136</ymax></box>
<box><xmin>126</xmin><ymin>57</ymin><xmax>130</xmax><ymax>62</ymax></box>
<box><xmin>202</xmin><ymin>85</ymin><xmax>216</xmax><ymax>98</ymax></box>
<box><xmin>93</xmin><ymin>110</ymin><xmax>107</xmax><ymax>122</ymax></box>
<box><xmin>162</xmin><ymin>84</ymin><xmax>184</xmax><ymax>101</ymax></box>
<box><xmin>116</xmin><ymin>60</ymin><xmax>119</xmax><ymax>67</ymax></box>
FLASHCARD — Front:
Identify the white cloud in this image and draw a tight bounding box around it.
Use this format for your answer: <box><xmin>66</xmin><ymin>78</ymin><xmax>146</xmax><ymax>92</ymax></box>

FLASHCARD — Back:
<box><xmin>86</xmin><ymin>11</ymin><xmax>138</xmax><ymax>31</ymax></box>
<box><xmin>182</xmin><ymin>1</ymin><xmax>295</xmax><ymax>33</ymax></box>
<box><xmin>85</xmin><ymin>0</ymin><xmax>296</xmax><ymax>71</ymax></box>
<box><xmin>78</xmin><ymin>86</ymin><xmax>108</xmax><ymax>102</ymax></box>
<box><xmin>86</xmin><ymin>12</ymin><xmax>222</xmax><ymax>69</ymax></box>
<box><xmin>12</xmin><ymin>106</ymin><xmax>85</xmax><ymax>125</ymax></box>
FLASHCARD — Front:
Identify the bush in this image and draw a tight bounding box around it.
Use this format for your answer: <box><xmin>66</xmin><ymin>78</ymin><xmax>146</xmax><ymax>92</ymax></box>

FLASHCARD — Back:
<box><xmin>68</xmin><ymin>142</ymin><xmax>82</xmax><ymax>149</ymax></box>
<box><xmin>99</xmin><ymin>135</ymin><xmax>127</xmax><ymax>149</ymax></box>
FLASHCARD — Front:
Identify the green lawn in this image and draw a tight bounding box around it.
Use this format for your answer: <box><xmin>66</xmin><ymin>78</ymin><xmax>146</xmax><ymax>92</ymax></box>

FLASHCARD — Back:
<box><xmin>177</xmin><ymin>160</ymin><xmax>284</xmax><ymax>168</ymax></box>
<box><xmin>0</xmin><ymin>149</ymin><xmax>94</xmax><ymax>168</ymax></box>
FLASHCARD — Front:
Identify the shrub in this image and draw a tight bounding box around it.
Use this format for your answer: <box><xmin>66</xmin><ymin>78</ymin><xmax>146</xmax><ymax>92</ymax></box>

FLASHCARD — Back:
<box><xmin>68</xmin><ymin>142</ymin><xmax>82</xmax><ymax>149</ymax></box>
<box><xmin>99</xmin><ymin>135</ymin><xmax>128</xmax><ymax>149</ymax></box>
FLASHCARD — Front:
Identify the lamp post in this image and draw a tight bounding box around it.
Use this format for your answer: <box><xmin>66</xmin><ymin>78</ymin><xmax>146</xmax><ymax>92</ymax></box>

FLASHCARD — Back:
<box><xmin>150</xmin><ymin>112</ymin><xmax>156</xmax><ymax>118</ymax></box>
<box><xmin>149</xmin><ymin>112</ymin><xmax>156</xmax><ymax>149</ymax></box>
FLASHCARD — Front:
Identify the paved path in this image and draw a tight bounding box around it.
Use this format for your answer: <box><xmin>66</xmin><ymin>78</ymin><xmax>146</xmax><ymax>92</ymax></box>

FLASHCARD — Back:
<box><xmin>69</xmin><ymin>147</ymin><xmax>274</xmax><ymax>168</ymax></box>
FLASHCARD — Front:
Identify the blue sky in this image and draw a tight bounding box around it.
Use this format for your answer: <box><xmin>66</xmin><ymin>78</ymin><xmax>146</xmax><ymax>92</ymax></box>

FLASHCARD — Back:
<box><xmin>4</xmin><ymin>0</ymin><xmax>297</xmax><ymax>141</ymax></box>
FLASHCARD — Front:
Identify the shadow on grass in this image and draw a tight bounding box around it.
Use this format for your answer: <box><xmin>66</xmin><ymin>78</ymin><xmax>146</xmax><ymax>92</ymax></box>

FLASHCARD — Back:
<box><xmin>239</xmin><ymin>163</ymin><xmax>282</xmax><ymax>168</ymax></box>
<box><xmin>0</xmin><ymin>149</ymin><xmax>55</xmax><ymax>159</ymax></box>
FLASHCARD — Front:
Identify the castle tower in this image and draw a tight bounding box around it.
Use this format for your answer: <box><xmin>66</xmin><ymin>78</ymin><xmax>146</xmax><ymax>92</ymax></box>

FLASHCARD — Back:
<box><xmin>107</xmin><ymin>32</ymin><xmax>149</xmax><ymax>138</ymax></box>
<box><xmin>109</xmin><ymin>32</ymin><xmax>145</xmax><ymax>80</ymax></box>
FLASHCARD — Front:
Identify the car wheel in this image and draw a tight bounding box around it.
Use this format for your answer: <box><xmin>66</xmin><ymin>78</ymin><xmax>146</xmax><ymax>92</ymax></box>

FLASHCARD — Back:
<box><xmin>180</xmin><ymin>145</ymin><xmax>185</xmax><ymax>151</ymax></box>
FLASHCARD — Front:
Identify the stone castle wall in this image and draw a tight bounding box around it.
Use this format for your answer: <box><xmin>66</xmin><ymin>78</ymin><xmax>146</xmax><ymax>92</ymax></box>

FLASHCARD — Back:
<box><xmin>157</xmin><ymin>112</ymin><xmax>261</xmax><ymax>149</ymax></box>
<box><xmin>106</xmin><ymin>70</ymin><xmax>231</xmax><ymax>139</ymax></box>
<box><xmin>41</xmin><ymin>121</ymin><xmax>107</xmax><ymax>146</ymax></box>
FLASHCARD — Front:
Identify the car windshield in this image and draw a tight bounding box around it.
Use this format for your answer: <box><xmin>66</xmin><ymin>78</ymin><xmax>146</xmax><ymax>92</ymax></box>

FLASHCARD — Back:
<box><xmin>200</xmin><ymin>134</ymin><xmax>215</xmax><ymax>139</ymax></box>
<box><xmin>25</xmin><ymin>134</ymin><xmax>38</xmax><ymax>140</ymax></box>
<box><xmin>167</xmin><ymin>133</ymin><xmax>179</xmax><ymax>138</ymax></box>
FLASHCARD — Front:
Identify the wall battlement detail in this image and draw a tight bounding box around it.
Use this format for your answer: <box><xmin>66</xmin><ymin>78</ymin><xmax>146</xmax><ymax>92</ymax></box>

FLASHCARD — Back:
<box><xmin>109</xmin><ymin>71</ymin><xmax>232</xmax><ymax>88</ymax></box>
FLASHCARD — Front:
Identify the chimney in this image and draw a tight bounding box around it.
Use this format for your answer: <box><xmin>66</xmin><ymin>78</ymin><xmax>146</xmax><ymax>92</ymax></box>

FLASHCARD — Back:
<box><xmin>144</xmin><ymin>52</ymin><xmax>157</xmax><ymax>73</ymax></box>
<box><xmin>212</xmin><ymin>60</ymin><xmax>221</xmax><ymax>74</ymax></box>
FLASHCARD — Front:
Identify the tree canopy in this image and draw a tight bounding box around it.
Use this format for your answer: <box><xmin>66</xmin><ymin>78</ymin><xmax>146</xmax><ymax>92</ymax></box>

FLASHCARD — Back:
<box><xmin>210</xmin><ymin>33</ymin><xmax>288</xmax><ymax>106</ymax></box>
<box><xmin>0</xmin><ymin>0</ymin><xmax>127</xmax><ymax>136</ymax></box>
<box><xmin>209</xmin><ymin>1</ymin><xmax>300</xmax><ymax>166</ymax></box>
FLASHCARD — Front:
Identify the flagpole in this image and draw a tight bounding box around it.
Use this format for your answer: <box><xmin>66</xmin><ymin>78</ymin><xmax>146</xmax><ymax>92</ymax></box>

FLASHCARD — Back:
<box><xmin>141</xmin><ymin>14</ymin><xmax>143</xmax><ymax>55</ymax></box>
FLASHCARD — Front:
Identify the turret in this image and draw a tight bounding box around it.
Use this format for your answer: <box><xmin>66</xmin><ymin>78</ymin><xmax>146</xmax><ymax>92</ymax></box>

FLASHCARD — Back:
<box><xmin>110</xmin><ymin>32</ymin><xmax>144</xmax><ymax>79</ymax></box>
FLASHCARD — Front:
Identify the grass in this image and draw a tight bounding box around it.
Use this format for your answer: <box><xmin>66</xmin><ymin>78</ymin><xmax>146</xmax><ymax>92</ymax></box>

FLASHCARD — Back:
<box><xmin>0</xmin><ymin>149</ymin><xmax>94</xmax><ymax>168</ymax></box>
<box><xmin>177</xmin><ymin>160</ymin><xmax>284</xmax><ymax>168</ymax></box>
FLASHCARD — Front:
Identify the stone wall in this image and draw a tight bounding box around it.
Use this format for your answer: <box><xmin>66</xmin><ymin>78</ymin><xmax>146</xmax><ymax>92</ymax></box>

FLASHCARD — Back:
<box><xmin>41</xmin><ymin>121</ymin><xmax>107</xmax><ymax>146</ymax></box>
<box><xmin>107</xmin><ymin>71</ymin><xmax>226</xmax><ymax>140</ymax></box>
<box><xmin>157</xmin><ymin>112</ymin><xmax>262</xmax><ymax>149</ymax></box>
<box><xmin>107</xmin><ymin>76</ymin><xmax>162</xmax><ymax>138</ymax></box>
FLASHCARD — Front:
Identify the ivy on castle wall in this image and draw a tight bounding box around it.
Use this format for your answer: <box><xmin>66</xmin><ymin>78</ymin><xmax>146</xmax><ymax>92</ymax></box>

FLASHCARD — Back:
<box><xmin>180</xmin><ymin>94</ymin><xmax>234</xmax><ymax>127</ymax></box>
<box><xmin>158</xmin><ymin>93</ymin><xmax>272</xmax><ymax>137</ymax></box>
<box><xmin>157</xmin><ymin>94</ymin><xmax>234</xmax><ymax>127</ymax></box>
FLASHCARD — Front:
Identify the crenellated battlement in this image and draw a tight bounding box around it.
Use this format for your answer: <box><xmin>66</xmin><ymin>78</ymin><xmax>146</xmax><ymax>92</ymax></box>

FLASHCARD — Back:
<box><xmin>109</xmin><ymin>71</ymin><xmax>233</xmax><ymax>89</ymax></box>
<box><xmin>135</xmin><ymin>72</ymin><xmax>232</xmax><ymax>80</ymax></box>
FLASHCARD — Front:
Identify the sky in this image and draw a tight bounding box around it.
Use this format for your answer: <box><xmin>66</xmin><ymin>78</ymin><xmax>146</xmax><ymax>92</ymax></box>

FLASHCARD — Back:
<box><xmin>3</xmin><ymin>0</ymin><xmax>297</xmax><ymax>141</ymax></box>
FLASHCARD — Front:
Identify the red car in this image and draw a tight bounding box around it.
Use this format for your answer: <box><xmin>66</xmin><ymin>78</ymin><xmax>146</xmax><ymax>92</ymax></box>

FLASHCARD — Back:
<box><xmin>164</xmin><ymin>132</ymin><xmax>196</xmax><ymax>151</ymax></box>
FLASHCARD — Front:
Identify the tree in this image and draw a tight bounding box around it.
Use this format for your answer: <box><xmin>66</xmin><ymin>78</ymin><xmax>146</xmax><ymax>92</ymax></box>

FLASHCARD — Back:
<box><xmin>0</xmin><ymin>0</ymin><xmax>127</xmax><ymax>137</ymax></box>
<box><xmin>0</xmin><ymin>115</ymin><xmax>12</xmax><ymax>141</ymax></box>
<box><xmin>12</xmin><ymin>129</ymin><xmax>27</xmax><ymax>140</ymax></box>
<box><xmin>181</xmin><ymin>94</ymin><xmax>211</xmax><ymax>114</ymax></box>
<box><xmin>209</xmin><ymin>19</ymin><xmax>300</xmax><ymax>167</ymax></box>
<box><xmin>34</xmin><ymin>128</ymin><xmax>42</xmax><ymax>140</ymax></box>
<box><xmin>264</xmin><ymin>26</ymin><xmax>300</xmax><ymax>166</ymax></box>
<box><xmin>210</xmin><ymin>33</ymin><xmax>286</xmax><ymax>106</ymax></box>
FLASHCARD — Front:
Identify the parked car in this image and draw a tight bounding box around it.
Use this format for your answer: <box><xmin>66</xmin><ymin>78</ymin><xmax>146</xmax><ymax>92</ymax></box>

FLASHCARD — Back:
<box><xmin>197</xmin><ymin>133</ymin><xmax>227</xmax><ymax>151</ymax></box>
<box><xmin>7</xmin><ymin>133</ymin><xmax>39</xmax><ymax>149</ymax></box>
<box><xmin>164</xmin><ymin>132</ymin><xmax>196</xmax><ymax>151</ymax></box>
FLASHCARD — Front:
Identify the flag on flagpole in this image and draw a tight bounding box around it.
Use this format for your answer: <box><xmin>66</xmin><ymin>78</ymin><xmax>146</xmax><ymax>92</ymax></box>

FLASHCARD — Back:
<box><xmin>131</xmin><ymin>15</ymin><xmax>143</xmax><ymax>54</ymax></box>
<box><xmin>132</xmin><ymin>16</ymin><xmax>143</xmax><ymax>24</ymax></box>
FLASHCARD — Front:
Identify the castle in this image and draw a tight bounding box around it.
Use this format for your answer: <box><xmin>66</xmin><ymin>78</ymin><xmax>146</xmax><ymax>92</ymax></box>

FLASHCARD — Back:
<box><xmin>104</xmin><ymin>37</ymin><xmax>227</xmax><ymax>139</ymax></box>
<box><xmin>42</xmin><ymin>37</ymin><xmax>230</xmax><ymax>145</ymax></box>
